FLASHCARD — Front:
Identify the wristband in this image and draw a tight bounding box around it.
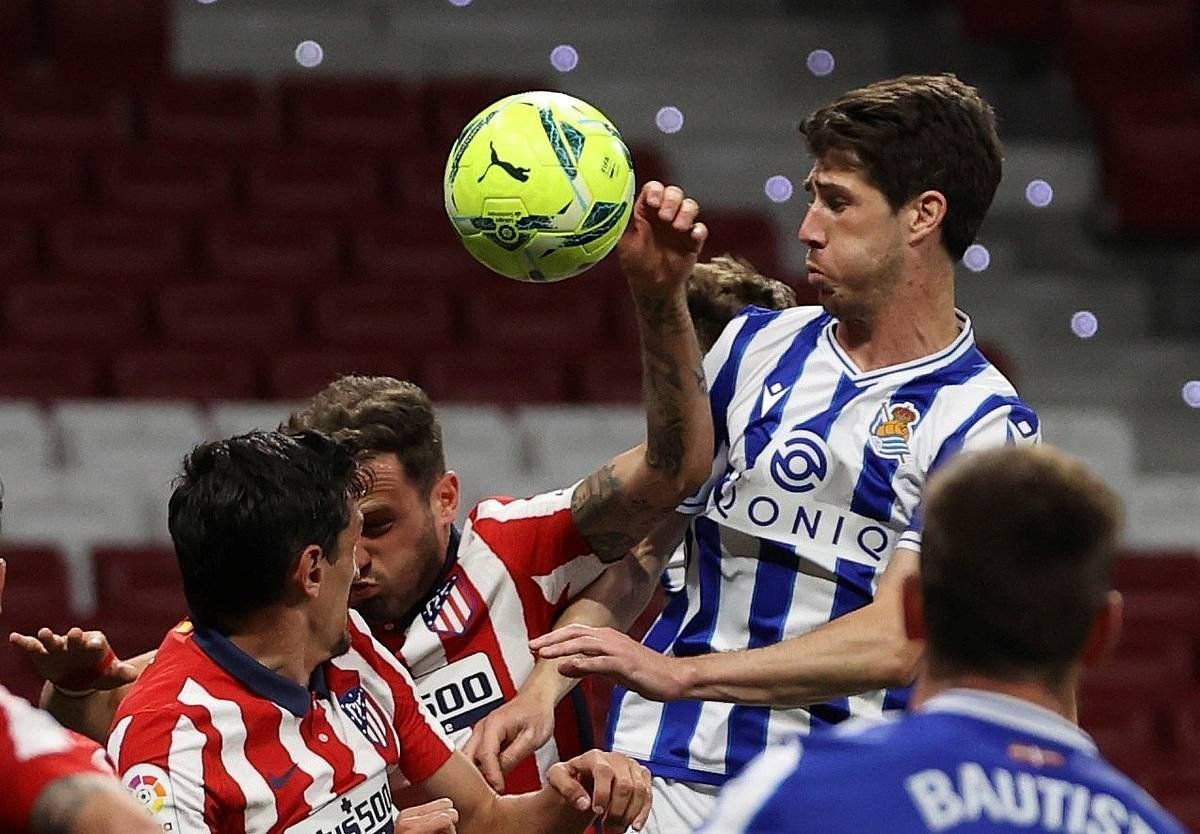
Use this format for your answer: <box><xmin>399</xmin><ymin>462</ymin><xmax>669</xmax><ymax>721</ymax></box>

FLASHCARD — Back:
<box><xmin>55</xmin><ymin>646</ymin><xmax>118</xmax><ymax>692</ymax></box>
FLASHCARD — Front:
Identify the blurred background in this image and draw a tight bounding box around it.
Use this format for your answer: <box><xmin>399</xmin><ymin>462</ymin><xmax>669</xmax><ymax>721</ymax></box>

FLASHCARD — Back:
<box><xmin>0</xmin><ymin>0</ymin><xmax>1196</xmax><ymax>822</ymax></box>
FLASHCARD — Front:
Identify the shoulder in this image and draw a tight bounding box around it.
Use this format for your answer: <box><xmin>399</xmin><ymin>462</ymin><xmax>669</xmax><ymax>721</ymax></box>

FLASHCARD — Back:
<box><xmin>467</xmin><ymin>487</ymin><xmax>575</xmax><ymax>527</ymax></box>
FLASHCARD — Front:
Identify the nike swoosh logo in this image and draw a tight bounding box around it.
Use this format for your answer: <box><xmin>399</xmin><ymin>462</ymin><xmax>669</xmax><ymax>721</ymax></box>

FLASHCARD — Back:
<box><xmin>760</xmin><ymin>382</ymin><xmax>791</xmax><ymax>415</ymax></box>
<box><xmin>266</xmin><ymin>763</ymin><xmax>299</xmax><ymax>790</ymax></box>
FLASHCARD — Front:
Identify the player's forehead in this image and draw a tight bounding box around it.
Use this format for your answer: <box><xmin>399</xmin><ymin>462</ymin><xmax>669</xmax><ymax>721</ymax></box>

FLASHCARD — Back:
<box><xmin>802</xmin><ymin>157</ymin><xmax>873</xmax><ymax>193</ymax></box>
<box><xmin>359</xmin><ymin>453</ymin><xmax>420</xmax><ymax>511</ymax></box>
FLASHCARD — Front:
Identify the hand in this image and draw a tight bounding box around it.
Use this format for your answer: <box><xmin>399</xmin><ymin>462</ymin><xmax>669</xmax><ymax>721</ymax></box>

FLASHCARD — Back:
<box><xmin>531</xmin><ymin>625</ymin><xmax>692</xmax><ymax>703</ymax></box>
<box><xmin>9</xmin><ymin>627</ymin><xmax>140</xmax><ymax>692</ymax></box>
<box><xmin>396</xmin><ymin>798</ymin><xmax>459</xmax><ymax>834</ymax></box>
<box><xmin>617</xmin><ymin>181</ymin><xmax>707</xmax><ymax>293</ymax></box>
<box><xmin>461</xmin><ymin>691</ymin><xmax>557</xmax><ymax>793</ymax></box>
<box><xmin>547</xmin><ymin>749</ymin><xmax>652</xmax><ymax>831</ymax></box>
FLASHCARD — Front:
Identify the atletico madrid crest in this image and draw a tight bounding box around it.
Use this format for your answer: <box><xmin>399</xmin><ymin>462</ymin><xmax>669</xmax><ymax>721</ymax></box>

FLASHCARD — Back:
<box><xmin>421</xmin><ymin>573</ymin><xmax>477</xmax><ymax>636</ymax></box>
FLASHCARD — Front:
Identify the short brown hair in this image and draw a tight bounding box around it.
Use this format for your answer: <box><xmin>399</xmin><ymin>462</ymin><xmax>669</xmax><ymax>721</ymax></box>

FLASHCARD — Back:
<box><xmin>920</xmin><ymin>445</ymin><xmax>1123</xmax><ymax>686</ymax></box>
<box><xmin>687</xmin><ymin>255</ymin><xmax>797</xmax><ymax>352</ymax></box>
<box><xmin>283</xmin><ymin>376</ymin><xmax>446</xmax><ymax>495</ymax></box>
<box><xmin>799</xmin><ymin>73</ymin><xmax>1002</xmax><ymax>260</ymax></box>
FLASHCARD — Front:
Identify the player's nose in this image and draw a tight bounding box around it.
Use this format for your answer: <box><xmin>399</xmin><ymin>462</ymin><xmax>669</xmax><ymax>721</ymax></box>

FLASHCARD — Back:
<box><xmin>798</xmin><ymin>207</ymin><xmax>825</xmax><ymax>249</ymax></box>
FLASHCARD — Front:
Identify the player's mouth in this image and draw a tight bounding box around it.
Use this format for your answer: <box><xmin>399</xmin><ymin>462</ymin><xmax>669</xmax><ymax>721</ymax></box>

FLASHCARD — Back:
<box><xmin>350</xmin><ymin>580</ymin><xmax>379</xmax><ymax>602</ymax></box>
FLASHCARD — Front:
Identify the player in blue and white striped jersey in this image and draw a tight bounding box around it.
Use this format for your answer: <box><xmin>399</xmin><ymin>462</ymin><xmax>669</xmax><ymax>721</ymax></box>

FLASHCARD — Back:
<box><xmin>532</xmin><ymin>74</ymin><xmax>1041</xmax><ymax>832</ymax></box>
<box><xmin>698</xmin><ymin>446</ymin><xmax>1185</xmax><ymax>834</ymax></box>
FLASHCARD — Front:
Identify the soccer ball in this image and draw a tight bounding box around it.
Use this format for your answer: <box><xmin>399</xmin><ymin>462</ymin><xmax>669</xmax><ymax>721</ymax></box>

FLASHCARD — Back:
<box><xmin>443</xmin><ymin>90</ymin><xmax>635</xmax><ymax>282</ymax></box>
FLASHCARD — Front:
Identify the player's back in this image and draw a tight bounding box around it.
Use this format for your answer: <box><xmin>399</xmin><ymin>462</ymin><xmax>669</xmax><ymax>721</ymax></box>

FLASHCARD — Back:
<box><xmin>701</xmin><ymin>689</ymin><xmax>1185</xmax><ymax>834</ymax></box>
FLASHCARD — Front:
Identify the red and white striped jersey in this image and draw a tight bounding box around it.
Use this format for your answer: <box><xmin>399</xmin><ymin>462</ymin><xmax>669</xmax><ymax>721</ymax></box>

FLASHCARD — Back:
<box><xmin>0</xmin><ymin>684</ymin><xmax>113</xmax><ymax>834</ymax></box>
<box><xmin>373</xmin><ymin>488</ymin><xmax>608</xmax><ymax>794</ymax></box>
<box><xmin>108</xmin><ymin>611</ymin><xmax>453</xmax><ymax>834</ymax></box>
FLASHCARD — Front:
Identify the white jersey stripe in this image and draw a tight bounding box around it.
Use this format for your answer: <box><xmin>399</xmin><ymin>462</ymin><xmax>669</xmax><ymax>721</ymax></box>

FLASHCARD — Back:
<box><xmin>168</xmin><ymin>714</ymin><xmax>212</xmax><ymax>834</ymax></box>
<box><xmin>180</xmin><ymin>678</ymin><xmax>279</xmax><ymax>832</ymax></box>
<box><xmin>107</xmin><ymin>715</ymin><xmax>133</xmax><ymax>766</ymax></box>
<box><xmin>274</xmin><ymin>704</ymin><xmax>338</xmax><ymax>811</ymax></box>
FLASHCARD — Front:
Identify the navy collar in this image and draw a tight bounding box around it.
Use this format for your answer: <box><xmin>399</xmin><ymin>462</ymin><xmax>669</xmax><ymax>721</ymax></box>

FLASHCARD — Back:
<box><xmin>392</xmin><ymin>524</ymin><xmax>462</xmax><ymax>632</ymax></box>
<box><xmin>193</xmin><ymin>625</ymin><xmax>331</xmax><ymax>718</ymax></box>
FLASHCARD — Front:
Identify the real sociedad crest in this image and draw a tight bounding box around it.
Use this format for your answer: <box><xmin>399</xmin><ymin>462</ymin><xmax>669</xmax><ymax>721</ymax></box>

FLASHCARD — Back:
<box><xmin>869</xmin><ymin>402</ymin><xmax>921</xmax><ymax>462</ymax></box>
<box><xmin>421</xmin><ymin>573</ymin><xmax>476</xmax><ymax>636</ymax></box>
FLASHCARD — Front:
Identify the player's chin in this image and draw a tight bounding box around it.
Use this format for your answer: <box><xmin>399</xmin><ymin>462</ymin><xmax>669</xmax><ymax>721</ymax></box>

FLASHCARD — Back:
<box><xmin>331</xmin><ymin>629</ymin><xmax>352</xmax><ymax>659</ymax></box>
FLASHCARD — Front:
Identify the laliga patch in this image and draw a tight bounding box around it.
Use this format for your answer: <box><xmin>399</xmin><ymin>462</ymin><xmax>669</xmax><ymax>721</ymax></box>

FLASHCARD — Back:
<box><xmin>415</xmin><ymin>652</ymin><xmax>505</xmax><ymax>739</ymax></box>
<box><xmin>123</xmin><ymin>763</ymin><xmax>181</xmax><ymax>830</ymax></box>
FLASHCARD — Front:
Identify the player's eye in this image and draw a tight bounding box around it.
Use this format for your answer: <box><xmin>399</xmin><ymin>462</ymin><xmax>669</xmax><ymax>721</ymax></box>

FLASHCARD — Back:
<box><xmin>362</xmin><ymin>521</ymin><xmax>392</xmax><ymax>537</ymax></box>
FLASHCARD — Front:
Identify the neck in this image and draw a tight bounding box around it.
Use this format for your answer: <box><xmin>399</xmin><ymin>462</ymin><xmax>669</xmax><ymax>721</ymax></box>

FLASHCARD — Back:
<box><xmin>227</xmin><ymin>607</ymin><xmax>324</xmax><ymax>687</ymax></box>
<box><xmin>909</xmin><ymin>669</ymin><xmax>1079</xmax><ymax>722</ymax></box>
<box><xmin>835</xmin><ymin>256</ymin><xmax>959</xmax><ymax>372</ymax></box>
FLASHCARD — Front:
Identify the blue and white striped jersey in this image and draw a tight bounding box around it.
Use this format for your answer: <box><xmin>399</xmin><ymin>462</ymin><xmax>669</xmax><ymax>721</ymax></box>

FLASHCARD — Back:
<box><xmin>698</xmin><ymin>689</ymin><xmax>1185</xmax><ymax>834</ymax></box>
<box><xmin>607</xmin><ymin>306</ymin><xmax>1040</xmax><ymax>786</ymax></box>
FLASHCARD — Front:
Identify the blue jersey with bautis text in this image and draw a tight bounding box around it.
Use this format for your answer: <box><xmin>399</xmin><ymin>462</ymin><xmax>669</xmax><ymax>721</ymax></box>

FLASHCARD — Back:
<box><xmin>698</xmin><ymin>689</ymin><xmax>1186</xmax><ymax>834</ymax></box>
<box><xmin>607</xmin><ymin>306</ymin><xmax>1041</xmax><ymax>786</ymax></box>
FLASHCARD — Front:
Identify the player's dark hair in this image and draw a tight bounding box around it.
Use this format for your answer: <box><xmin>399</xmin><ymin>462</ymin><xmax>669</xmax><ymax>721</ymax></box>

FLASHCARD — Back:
<box><xmin>283</xmin><ymin>376</ymin><xmax>446</xmax><ymax>496</ymax></box>
<box><xmin>687</xmin><ymin>255</ymin><xmax>798</xmax><ymax>352</ymax></box>
<box><xmin>168</xmin><ymin>430</ymin><xmax>368</xmax><ymax>633</ymax></box>
<box><xmin>799</xmin><ymin>73</ymin><xmax>1002</xmax><ymax>260</ymax></box>
<box><xmin>920</xmin><ymin>445</ymin><xmax>1122</xmax><ymax>686</ymax></box>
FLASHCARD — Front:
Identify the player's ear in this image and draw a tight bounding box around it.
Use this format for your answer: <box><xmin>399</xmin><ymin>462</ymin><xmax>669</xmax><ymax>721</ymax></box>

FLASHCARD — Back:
<box><xmin>291</xmin><ymin>544</ymin><xmax>325</xmax><ymax>600</ymax></box>
<box><xmin>430</xmin><ymin>470</ymin><xmax>460</xmax><ymax>524</ymax></box>
<box><xmin>901</xmin><ymin>573</ymin><xmax>926</xmax><ymax>641</ymax></box>
<box><xmin>907</xmin><ymin>190</ymin><xmax>947</xmax><ymax>248</ymax></box>
<box><xmin>1081</xmin><ymin>590</ymin><xmax>1123</xmax><ymax>666</ymax></box>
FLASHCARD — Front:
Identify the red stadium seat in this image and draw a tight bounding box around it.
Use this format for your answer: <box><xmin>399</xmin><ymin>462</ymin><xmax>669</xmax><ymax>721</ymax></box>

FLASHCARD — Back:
<box><xmin>1105</xmin><ymin>121</ymin><xmax>1200</xmax><ymax>236</ymax></box>
<box><xmin>0</xmin><ymin>545</ymin><xmax>73</xmax><ymax>634</ymax></box>
<box><xmin>156</xmin><ymin>284</ymin><xmax>300</xmax><ymax>347</ymax></box>
<box><xmin>0</xmin><ymin>150</ymin><xmax>86</xmax><ymax>215</ymax></box>
<box><xmin>701</xmin><ymin>210</ymin><xmax>784</xmax><ymax>278</ymax></box>
<box><xmin>111</xmin><ymin>348</ymin><xmax>261</xmax><ymax>399</ymax></box>
<box><xmin>418</xmin><ymin>76</ymin><xmax>542</xmax><ymax>149</ymax></box>
<box><xmin>953</xmin><ymin>0</ymin><xmax>1060</xmax><ymax>42</ymax></box>
<box><xmin>629</xmin><ymin>144</ymin><xmax>672</xmax><ymax>187</ymax></box>
<box><xmin>143</xmin><ymin>75</ymin><xmax>276</xmax><ymax>151</ymax></box>
<box><xmin>346</xmin><ymin>212</ymin><xmax>472</xmax><ymax>283</ymax></box>
<box><xmin>0</xmin><ymin>220</ymin><xmax>38</xmax><ymax>271</ymax></box>
<box><xmin>266</xmin><ymin>349</ymin><xmax>413</xmax><ymax>400</ymax></box>
<box><xmin>0</xmin><ymin>0</ymin><xmax>37</xmax><ymax>74</ymax></box>
<box><xmin>94</xmin><ymin>148</ymin><xmax>235</xmax><ymax>218</ymax></box>
<box><xmin>279</xmin><ymin>75</ymin><xmax>423</xmax><ymax>152</ymax></box>
<box><xmin>0</xmin><ymin>349</ymin><xmax>102</xmax><ymax>398</ymax></box>
<box><xmin>1078</xmin><ymin>696</ymin><xmax>1163</xmax><ymax>779</ymax></box>
<box><xmin>421</xmin><ymin>349</ymin><xmax>570</xmax><ymax>404</ymax></box>
<box><xmin>46</xmin><ymin>214</ymin><xmax>193</xmax><ymax>279</ymax></box>
<box><xmin>462</xmin><ymin>280</ymin><xmax>606</xmax><ymax>349</ymax></box>
<box><xmin>0</xmin><ymin>77</ymin><xmax>127</xmax><ymax>147</ymax></box>
<box><xmin>576</xmin><ymin>351</ymin><xmax>643</xmax><ymax>403</ymax></box>
<box><xmin>45</xmin><ymin>0</ymin><xmax>169</xmax><ymax>87</ymax></box>
<box><xmin>1114</xmin><ymin>552</ymin><xmax>1200</xmax><ymax>592</ymax></box>
<box><xmin>245</xmin><ymin>149</ymin><xmax>386</xmax><ymax>217</ymax></box>
<box><xmin>388</xmin><ymin>148</ymin><xmax>453</xmax><ymax>213</ymax></box>
<box><xmin>204</xmin><ymin>215</ymin><xmax>342</xmax><ymax>284</ymax></box>
<box><xmin>92</xmin><ymin>545</ymin><xmax>186</xmax><ymax>655</ymax></box>
<box><xmin>2</xmin><ymin>283</ymin><xmax>148</xmax><ymax>348</ymax></box>
<box><xmin>312</xmin><ymin>284</ymin><xmax>454</xmax><ymax>348</ymax></box>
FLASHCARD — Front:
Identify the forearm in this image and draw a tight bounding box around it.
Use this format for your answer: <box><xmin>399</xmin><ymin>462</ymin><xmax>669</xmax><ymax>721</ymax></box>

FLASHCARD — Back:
<box><xmin>31</xmin><ymin>774</ymin><xmax>161</xmax><ymax>834</ymax></box>
<box><xmin>677</xmin><ymin>601</ymin><xmax>921</xmax><ymax>706</ymax></box>
<box><xmin>488</xmin><ymin>787</ymin><xmax>594</xmax><ymax>834</ymax></box>
<box><xmin>39</xmin><ymin>683</ymin><xmax>129</xmax><ymax>744</ymax></box>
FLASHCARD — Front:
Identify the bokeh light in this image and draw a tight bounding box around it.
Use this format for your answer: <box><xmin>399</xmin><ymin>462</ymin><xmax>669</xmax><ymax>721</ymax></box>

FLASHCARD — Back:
<box><xmin>764</xmin><ymin>175</ymin><xmax>794</xmax><ymax>203</ymax></box>
<box><xmin>196</xmin><ymin>0</ymin><xmax>218</xmax><ymax>5</ymax></box>
<box><xmin>294</xmin><ymin>40</ymin><xmax>324</xmax><ymax>68</ymax></box>
<box><xmin>550</xmin><ymin>44</ymin><xmax>579</xmax><ymax>72</ymax></box>
<box><xmin>1026</xmin><ymin>179</ymin><xmax>1054</xmax><ymax>208</ymax></box>
<box><xmin>1183</xmin><ymin>380</ymin><xmax>1200</xmax><ymax>408</ymax></box>
<box><xmin>962</xmin><ymin>243</ymin><xmax>991</xmax><ymax>273</ymax></box>
<box><xmin>655</xmin><ymin>106</ymin><xmax>684</xmax><ymax>134</ymax></box>
<box><xmin>448</xmin><ymin>0</ymin><xmax>473</xmax><ymax>6</ymax></box>
<box><xmin>806</xmin><ymin>49</ymin><xmax>835</xmax><ymax>77</ymax></box>
<box><xmin>1070</xmin><ymin>310</ymin><xmax>1098</xmax><ymax>339</ymax></box>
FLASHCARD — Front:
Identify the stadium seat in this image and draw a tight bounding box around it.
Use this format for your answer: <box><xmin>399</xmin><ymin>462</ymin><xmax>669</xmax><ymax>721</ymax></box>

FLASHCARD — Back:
<box><xmin>700</xmin><ymin>210</ymin><xmax>784</xmax><ymax>278</ymax></box>
<box><xmin>45</xmin><ymin>0</ymin><xmax>169</xmax><ymax>87</ymax></box>
<box><xmin>1077</xmin><ymin>696</ymin><xmax>1163</xmax><ymax>780</ymax></box>
<box><xmin>110</xmin><ymin>349</ymin><xmax>261</xmax><ymax>400</ymax></box>
<box><xmin>0</xmin><ymin>0</ymin><xmax>36</xmax><ymax>74</ymax></box>
<box><xmin>0</xmin><ymin>350</ymin><xmax>103</xmax><ymax>399</ymax></box>
<box><xmin>204</xmin><ymin>215</ymin><xmax>342</xmax><ymax>284</ymax></box>
<box><xmin>0</xmin><ymin>544</ymin><xmax>74</xmax><ymax>700</ymax></box>
<box><xmin>54</xmin><ymin>400</ymin><xmax>208</xmax><ymax>474</ymax></box>
<box><xmin>266</xmin><ymin>350</ymin><xmax>413</xmax><ymax>401</ymax></box>
<box><xmin>46</xmin><ymin>214</ymin><xmax>193</xmax><ymax>279</ymax></box>
<box><xmin>0</xmin><ymin>150</ymin><xmax>86</xmax><ymax>215</ymax></box>
<box><xmin>92</xmin><ymin>545</ymin><xmax>186</xmax><ymax>655</ymax></box>
<box><xmin>437</xmin><ymin>405</ymin><xmax>531</xmax><ymax>513</ymax></box>
<box><xmin>0</xmin><ymin>220</ymin><xmax>38</xmax><ymax>271</ymax></box>
<box><xmin>387</xmin><ymin>148</ymin><xmax>455</xmax><ymax>214</ymax></box>
<box><xmin>245</xmin><ymin>149</ymin><xmax>386</xmax><ymax>217</ymax></box>
<box><xmin>418</xmin><ymin>76</ymin><xmax>542</xmax><ymax>149</ymax></box>
<box><xmin>1114</xmin><ymin>552</ymin><xmax>1200</xmax><ymax>593</ymax></box>
<box><xmin>953</xmin><ymin>0</ymin><xmax>1060</xmax><ymax>42</ymax></box>
<box><xmin>1105</xmin><ymin>121</ymin><xmax>1200</xmax><ymax>236</ymax></box>
<box><xmin>517</xmin><ymin>405</ymin><xmax>645</xmax><ymax>492</ymax></box>
<box><xmin>278</xmin><ymin>75</ymin><xmax>423</xmax><ymax>152</ymax></box>
<box><xmin>94</xmin><ymin>148</ymin><xmax>235</xmax><ymax>218</ymax></box>
<box><xmin>345</xmin><ymin>212</ymin><xmax>472</xmax><ymax>283</ymax></box>
<box><xmin>0</xmin><ymin>78</ymin><xmax>127</xmax><ymax>147</ymax></box>
<box><xmin>312</xmin><ymin>284</ymin><xmax>454</xmax><ymax>349</ymax></box>
<box><xmin>2</xmin><ymin>283</ymin><xmax>148</xmax><ymax>349</ymax></box>
<box><xmin>0</xmin><ymin>400</ymin><xmax>52</xmax><ymax>472</ymax></box>
<box><xmin>142</xmin><ymin>75</ymin><xmax>276</xmax><ymax>151</ymax></box>
<box><xmin>1032</xmin><ymin>408</ymin><xmax>1137</xmax><ymax>494</ymax></box>
<box><xmin>422</xmin><ymin>349</ymin><xmax>571</xmax><ymax>403</ymax></box>
<box><xmin>575</xmin><ymin>351</ymin><xmax>643</xmax><ymax>403</ymax></box>
<box><xmin>156</xmin><ymin>284</ymin><xmax>300</xmax><ymax>348</ymax></box>
<box><xmin>628</xmin><ymin>144</ymin><xmax>672</xmax><ymax>188</ymax></box>
<box><xmin>461</xmin><ymin>281</ymin><xmax>606</xmax><ymax>349</ymax></box>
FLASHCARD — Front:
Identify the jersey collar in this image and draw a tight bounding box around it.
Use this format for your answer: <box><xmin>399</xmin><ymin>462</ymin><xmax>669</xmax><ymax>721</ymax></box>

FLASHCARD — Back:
<box><xmin>824</xmin><ymin>309</ymin><xmax>976</xmax><ymax>384</ymax></box>
<box><xmin>920</xmin><ymin>688</ymin><xmax>1098</xmax><ymax>754</ymax></box>
<box><xmin>193</xmin><ymin>625</ymin><xmax>331</xmax><ymax>717</ymax></box>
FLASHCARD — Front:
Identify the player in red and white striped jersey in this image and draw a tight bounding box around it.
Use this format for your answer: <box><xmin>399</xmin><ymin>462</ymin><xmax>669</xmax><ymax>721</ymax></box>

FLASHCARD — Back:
<box><xmin>109</xmin><ymin>430</ymin><xmax>652</xmax><ymax>834</ymax></box>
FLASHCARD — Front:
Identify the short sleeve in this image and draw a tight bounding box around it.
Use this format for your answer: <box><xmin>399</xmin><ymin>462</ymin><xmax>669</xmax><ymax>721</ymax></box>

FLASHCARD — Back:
<box><xmin>107</xmin><ymin>710</ymin><xmax>214</xmax><ymax>834</ymax></box>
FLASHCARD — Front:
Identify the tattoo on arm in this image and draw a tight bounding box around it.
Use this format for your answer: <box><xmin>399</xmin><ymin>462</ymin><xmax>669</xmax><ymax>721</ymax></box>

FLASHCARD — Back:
<box><xmin>31</xmin><ymin>773</ymin><xmax>119</xmax><ymax>834</ymax></box>
<box><xmin>571</xmin><ymin>463</ymin><xmax>653</xmax><ymax>562</ymax></box>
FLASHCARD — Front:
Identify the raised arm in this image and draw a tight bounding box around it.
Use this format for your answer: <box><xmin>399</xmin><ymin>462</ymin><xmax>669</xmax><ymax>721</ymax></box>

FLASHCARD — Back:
<box><xmin>570</xmin><ymin>182</ymin><xmax>712</xmax><ymax>562</ymax></box>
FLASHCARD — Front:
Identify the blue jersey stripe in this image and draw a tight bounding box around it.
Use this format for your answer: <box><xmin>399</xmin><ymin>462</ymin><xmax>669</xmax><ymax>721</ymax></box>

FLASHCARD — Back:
<box><xmin>743</xmin><ymin>314</ymin><xmax>828</xmax><ymax>470</ymax></box>
<box><xmin>809</xmin><ymin>558</ymin><xmax>877</xmax><ymax>731</ymax></box>
<box><xmin>724</xmin><ymin>536</ymin><xmax>805</xmax><ymax>772</ymax></box>
<box><xmin>710</xmin><ymin>310</ymin><xmax>782</xmax><ymax>454</ymax></box>
<box><xmin>849</xmin><ymin>350</ymin><xmax>992</xmax><ymax>522</ymax></box>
